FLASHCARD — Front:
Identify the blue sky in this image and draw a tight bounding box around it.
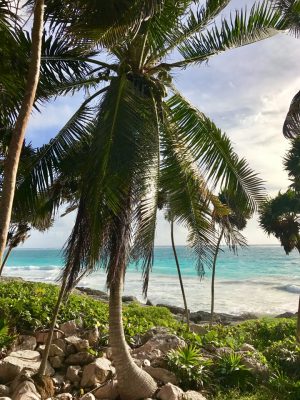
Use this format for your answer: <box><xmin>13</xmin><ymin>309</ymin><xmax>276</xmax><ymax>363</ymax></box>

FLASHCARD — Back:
<box><xmin>22</xmin><ymin>1</ymin><xmax>300</xmax><ymax>248</ymax></box>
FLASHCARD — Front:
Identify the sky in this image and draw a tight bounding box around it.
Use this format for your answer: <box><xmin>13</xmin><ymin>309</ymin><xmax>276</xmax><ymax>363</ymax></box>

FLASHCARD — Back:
<box><xmin>22</xmin><ymin>0</ymin><xmax>300</xmax><ymax>248</ymax></box>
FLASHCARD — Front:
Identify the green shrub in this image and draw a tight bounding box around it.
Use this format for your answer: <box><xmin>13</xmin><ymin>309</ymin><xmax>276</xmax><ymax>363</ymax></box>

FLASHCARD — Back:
<box><xmin>0</xmin><ymin>281</ymin><xmax>179</xmax><ymax>344</ymax></box>
<box><xmin>269</xmin><ymin>370</ymin><xmax>300</xmax><ymax>400</ymax></box>
<box><xmin>214</xmin><ymin>352</ymin><xmax>254</xmax><ymax>389</ymax></box>
<box><xmin>264</xmin><ymin>338</ymin><xmax>300</xmax><ymax>378</ymax></box>
<box><xmin>167</xmin><ymin>345</ymin><xmax>212</xmax><ymax>390</ymax></box>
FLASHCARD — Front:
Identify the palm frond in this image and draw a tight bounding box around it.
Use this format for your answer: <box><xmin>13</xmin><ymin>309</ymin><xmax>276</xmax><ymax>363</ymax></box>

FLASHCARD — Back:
<box><xmin>283</xmin><ymin>90</ymin><xmax>300</xmax><ymax>138</ymax></box>
<box><xmin>62</xmin><ymin>76</ymin><xmax>161</xmax><ymax>291</ymax></box>
<box><xmin>166</xmin><ymin>93</ymin><xmax>265</xmax><ymax>213</ymax></box>
<box><xmin>155</xmin><ymin>0</ymin><xmax>230</xmax><ymax>60</ymax></box>
<box><xmin>272</xmin><ymin>0</ymin><xmax>300</xmax><ymax>37</ymax></box>
<box><xmin>163</xmin><ymin>2</ymin><xmax>283</xmax><ymax>68</ymax></box>
<box><xmin>161</xmin><ymin>121</ymin><xmax>219</xmax><ymax>276</ymax></box>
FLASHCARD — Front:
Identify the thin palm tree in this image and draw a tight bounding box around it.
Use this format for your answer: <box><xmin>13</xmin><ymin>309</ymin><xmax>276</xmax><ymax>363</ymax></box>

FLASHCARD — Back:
<box><xmin>0</xmin><ymin>223</ymin><xmax>31</xmax><ymax>274</ymax></box>
<box><xmin>19</xmin><ymin>2</ymin><xmax>283</xmax><ymax>398</ymax></box>
<box><xmin>210</xmin><ymin>191</ymin><xmax>249</xmax><ymax>327</ymax></box>
<box><xmin>0</xmin><ymin>0</ymin><xmax>45</xmax><ymax>265</ymax></box>
<box><xmin>170</xmin><ymin>218</ymin><xmax>190</xmax><ymax>329</ymax></box>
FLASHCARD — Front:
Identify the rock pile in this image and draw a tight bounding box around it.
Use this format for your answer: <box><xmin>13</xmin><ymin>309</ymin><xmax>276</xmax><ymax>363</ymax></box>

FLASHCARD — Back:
<box><xmin>0</xmin><ymin>317</ymin><xmax>267</xmax><ymax>400</ymax></box>
<box><xmin>0</xmin><ymin>319</ymin><xmax>209</xmax><ymax>400</ymax></box>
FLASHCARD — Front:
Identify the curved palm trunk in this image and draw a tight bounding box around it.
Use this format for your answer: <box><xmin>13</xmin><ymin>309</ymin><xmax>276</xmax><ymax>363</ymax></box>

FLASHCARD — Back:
<box><xmin>38</xmin><ymin>279</ymin><xmax>66</xmax><ymax>376</ymax></box>
<box><xmin>0</xmin><ymin>0</ymin><xmax>44</xmax><ymax>268</ymax></box>
<box><xmin>109</xmin><ymin>223</ymin><xmax>157</xmax><ymax>400</ymax></box>
<box><xmin>0</xmin><ymin>245</ymin><xmax>13</xmax><ymax>275</ymax></box>
<box><xmin>170</xmin><ymin>220</ymin><xmax>190</xmax><ymax>329</ymax></box>
<box><xmin>210</xmin><ymin>228</ymin><xmax>224</xmax><ymax>328</ymax></box>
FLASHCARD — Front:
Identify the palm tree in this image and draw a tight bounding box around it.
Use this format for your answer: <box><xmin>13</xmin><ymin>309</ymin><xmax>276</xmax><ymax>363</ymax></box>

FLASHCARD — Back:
<box><xmin>270</xmin><ymin>1</ymin><xmax>300</xmax><ymax>138</ymax></box>
<box><xmin>210</xmin><ymin>191</ymin><xmax>249</xmax><ymax>327</ymax></box>
<box><xmin>0</xmin><ymin>0</ymin><xmax>45</xmax><ymax>266</ymax></box>
<box><xmin>259</xmin><ymin>137</ymin><xmax>300</xmax><ymax>340</ymax></box>
<box><xmin>19</xmin><ymin>2</ymin><xmax>282</xmax><ymax>398</ymax></box>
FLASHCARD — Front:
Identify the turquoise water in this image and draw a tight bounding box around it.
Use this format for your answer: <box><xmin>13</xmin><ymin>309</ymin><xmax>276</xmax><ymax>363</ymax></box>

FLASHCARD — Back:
<box><xmin>3</xmin><ymin>246</ymin><xmax>300</xmax><ymax>314</ymax></box>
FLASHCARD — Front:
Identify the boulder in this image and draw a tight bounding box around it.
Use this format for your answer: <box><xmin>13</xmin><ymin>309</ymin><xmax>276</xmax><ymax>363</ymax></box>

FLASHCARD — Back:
<box><xmin>132</xmin><ymin>333</ymin><xmax>185</xmax><ymax>361</ymax></box>
<box><xmin>49</xmin><ymin>344</ymin><xmax>65</xmax><ymax>358</ymax></box>
<box><xmin>276</xmin><ymin>311</ymin><xmax>296</xmax><ymax>319</ymax></box>
<box><xmin>56</xmin><ymin>394</ymin><xmax>72</xmax><ymax>400</ymax></box>
<box><xmin>81</xmin><ymin>394</ymin><xmax>95</xmax><ymax>400</ymax></box>
<box><xmin>65</xmin><ymin>352</ymin><xmax>95</xmax><ymax>366</ymax></box>
<box><xmin>75</xmin><ymin>287</ymin><xmax>109</xmax><ymax>301</ymax></box>
<box><xmin>11</xmin><ymin>380</ymin><xmax>41</xmax><ymax>400</ymax></box>
<box><xmin>35</xmin><ymin>330</ymin><xmax>63</xmax><ymax>344</ymax></box>
<box><xmin>81</xmin><ymin>358</ymin><xmax>113</xmax><ymax>387</ymax></box>
<box><xmin>241</xmin><ymin>356</ymin><xmax>269</xmax><ymax>378</ymax></box>
<box><xmin>140</xmin><ymin>327</ymin><xmax>170</xmax><ymax>345</ymax></box>
<box><xmin>65</xmin><ymin>336</ymin><xmax>89</xmax><ymax>352</ymax></box>
<box><xmin>184</xmin><ymin>391</ymin><xmax>207</xmax><ymax>400</ymax></box>
<box><xmin>156</xmin><ymin>304</ymin><xmax>187</xmax><ymax>315</ymax></box>
<box><xmin>240</xmin><ymin>344</ymin><xmax>256</xmax><ymax>353</ymax></box>
<box><xmin>157</xmin><ymin>383</ymin><xmax>184</xmax><ymax>400</ymax></box>
<box><xmin>59</xmin><ymin>320</ymin><xmax>78</xmax><ymax>337</ymax></box>
<box><xmin>0</xmin><ymin>350</ymin><xmax>54</xmax><ymax>383</ymax></box>
<box><xmin>189</xmin><ymin>324</ymin><xmax>208</xmax><ymax>336</ymax></box>
<box><xmin>84</xmin><ymin>328</ymin><xmax>99</xmax><ymax>346</ymax></box>
<box><xmin>122</xmin><ymin>295</ymin><xmax>138</xmax><ymax>303</ymax></box>
<box><xmin>49</xmin><ymin>356</ymin><xmax>64</xmax><ymax>369</ymax></box>
<box><xmin>66</xmin><ymin>365</ymin><xmax>82</xmax><ymax>383</ymax></box>
<box><xmin>144</xmin><ymin>366</ymin><xmax>177</xmax><ymax>385</ymax></box>
<box><xmin>10</xmin><ymin>336</ymin><xmax>37</xmax><ymax>352</ymax></box>
<box><xmin>93</xmin><ymin>380</ymin><xmax>119</xmax><ymax>399</ymax></box>
<box><xmin>0</xmin><ymin>386</ymin><xmax>10</xmax><ymax>397</ymax></box>
<box><xmin>53</xmin><ymin>339</ymin><xmax>67</xmax><ymax>354</ymax></box>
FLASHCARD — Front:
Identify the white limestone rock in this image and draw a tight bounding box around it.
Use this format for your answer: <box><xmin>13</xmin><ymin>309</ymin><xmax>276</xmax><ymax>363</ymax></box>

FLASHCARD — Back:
<box><xmin>81</xmin><ymin>358</ymin><xmax>114</xmax><ymax>388</ymax></box>
<box><xmin>66</xmin><ymin>365</ymin><xmax>82</xmax><ymax>383</ymax></box>
<box><xmin>59</xmin><ymin>321</ymin><xmax>77</xmax><ymax>337</ymax></box>
<box><xmin>0</xmin><ymin>350</ymin><xmax>54</xmax><ymax>383</ymax></box>
<box><xmin>157</xmin><ymin>383</ymin><xmax>184</xmax><ymax>400</ymax></box>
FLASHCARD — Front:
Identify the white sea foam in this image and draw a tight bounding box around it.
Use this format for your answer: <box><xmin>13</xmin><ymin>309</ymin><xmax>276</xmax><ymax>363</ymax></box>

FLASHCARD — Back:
<box><xmin>3</xmin><ymin>265</ymin><xmax>299</xmax><ymax>315</ymax></box>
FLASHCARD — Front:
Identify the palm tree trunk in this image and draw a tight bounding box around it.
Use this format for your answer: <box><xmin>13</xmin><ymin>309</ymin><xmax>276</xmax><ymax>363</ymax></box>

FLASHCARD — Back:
<box><xmin>38</xmin><ymin>279</ymin><xmax>66</xmax><ymax>376</ymax></box>
<box><xmin>170</xmin><ymin>220</ymin><xmax>190</xmax><ymax>329</ymax></box>
<box><xmin>297</xmin><ymin>295</ymin><xmax>300</xmax><ymax>342</ymax></box>
<box><xmin>0</xmin><ymin>0</ymin><xmax>44</xmax><ymax>268</ymax></box>
<box><xmin>210</xmin><ymin>228</ymin><xmax>224</xmax><ymax>328</ymax></box>
<box><xmin>108</xmin><ymin>226</ymin><xmax>157</xmax><ymax>400</ymax></box>
<box><xmin>0</xmin><ymin>245</ymin><xmax>13</xmax><ymax>275</ymax></box>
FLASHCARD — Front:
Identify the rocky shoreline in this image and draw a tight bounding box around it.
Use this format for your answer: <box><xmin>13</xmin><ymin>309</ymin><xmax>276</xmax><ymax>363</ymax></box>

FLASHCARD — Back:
<box><xmin>75</xmin><ymin>286</ymin><xmax>297</xmax><ymax>325</ymax></box>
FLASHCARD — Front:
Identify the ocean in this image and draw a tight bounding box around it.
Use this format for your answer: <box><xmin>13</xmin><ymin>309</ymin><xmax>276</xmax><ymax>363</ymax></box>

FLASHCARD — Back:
<box><xmin>2</xmin><ymin>245</ymin><xmax>300</xmax><ymax>315</ymax></box>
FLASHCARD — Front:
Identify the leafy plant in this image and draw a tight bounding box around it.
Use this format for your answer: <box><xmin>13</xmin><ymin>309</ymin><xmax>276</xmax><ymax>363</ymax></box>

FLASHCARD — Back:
<box><xmin>215</xmin><ymin>352</ymin><xmax>254</xmax><ymax>389</ymax></box>
<box><xmin>167</xmin><ymin>345</ymin><xmax>212</xmax><ymax>390</ymax></box>
<box><xmin>264</xmin><ymin>338</ymin><xmax>300</xmax><ymax>378</ymax></box>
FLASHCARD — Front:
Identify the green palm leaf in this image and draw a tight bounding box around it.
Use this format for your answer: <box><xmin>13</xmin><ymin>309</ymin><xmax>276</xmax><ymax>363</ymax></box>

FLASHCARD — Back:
<box><xmin>168</xmin><ymin>2</ymin><xmax>283</xmax><ymax>68</ymax></box>
<box><xmin>283</xmin><ymin>90</ymin><xmax>300</xmax><ymax>138</ymax></box>
<box><xmin>166</xmin><ymin>93</ymin><xmax>265</xmax><ymax>212</ymax></box>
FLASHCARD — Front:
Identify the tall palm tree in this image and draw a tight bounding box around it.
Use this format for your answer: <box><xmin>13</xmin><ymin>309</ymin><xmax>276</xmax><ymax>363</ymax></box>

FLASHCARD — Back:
<box><xmin>210</xmin><ymin>191</ymin><xmax>249</xmax><ymax>327</ymax></box>
<box><xmin>0</xmin><ymin>0</ymin><xmax>45</xmax><ymax>266</ymax></box>
<box><xmin>19</xmin><ymin>1</ymin><xmax>283</xmax><ymax>398</ymax></box>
